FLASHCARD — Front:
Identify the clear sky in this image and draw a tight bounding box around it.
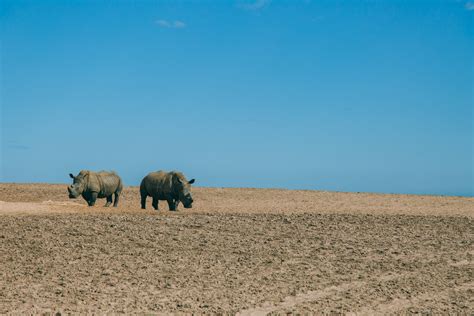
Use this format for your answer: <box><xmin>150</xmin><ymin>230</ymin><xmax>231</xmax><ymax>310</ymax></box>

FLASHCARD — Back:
<box><xmin>1</xmin><ymin>0</ymin><xmax>473</xmax><ymax>196</ymax></box>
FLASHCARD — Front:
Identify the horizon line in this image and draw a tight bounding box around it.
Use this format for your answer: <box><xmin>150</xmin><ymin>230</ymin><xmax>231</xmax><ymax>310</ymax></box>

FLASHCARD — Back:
<box><xmin>0</xmin><ymin>181</ymin><xmax>472</xmax><ymax>198</ymax></box>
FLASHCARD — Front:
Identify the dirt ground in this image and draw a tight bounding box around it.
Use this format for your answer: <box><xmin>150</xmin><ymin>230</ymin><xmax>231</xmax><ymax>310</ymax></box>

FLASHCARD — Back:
<box><xmin>0</xmin><ymin>183</ymin><xmax>472</xmax><ymax>314</ymax></box>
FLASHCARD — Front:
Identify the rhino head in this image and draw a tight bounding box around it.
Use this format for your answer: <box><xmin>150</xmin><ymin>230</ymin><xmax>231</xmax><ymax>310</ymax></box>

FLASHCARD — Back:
<box><xmin>176</xmin><ymin>176</ymin><xmax>195</xmax><ymax>208</ymax></box>
<box><xmin>68</xmin><ymin>171</ymin><xmax>89</xmax><ymax>198</ymax></box>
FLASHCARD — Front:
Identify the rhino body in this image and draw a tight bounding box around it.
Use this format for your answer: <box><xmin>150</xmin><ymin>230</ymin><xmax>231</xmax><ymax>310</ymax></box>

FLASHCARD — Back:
<box><xmin>68</xmin><ymin>170</ymin><xmax>123</xmax><ymax>207</ymax></box>
<box><xmin>140</xmin><ymin>170</ymin><xmax>195</xmax><ymax>211</ymax></box>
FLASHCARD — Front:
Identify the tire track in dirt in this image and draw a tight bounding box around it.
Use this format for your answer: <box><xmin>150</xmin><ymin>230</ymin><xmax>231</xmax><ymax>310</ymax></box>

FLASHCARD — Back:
<box><xmin>238</xmin><ymin>259</ymin><xmax>473</xmax><ymax>315</ymax></box>
<box><xmin>352</xmin><ymin>281</ymin><xmax>474</xmax><ymax>315</ymax></box>
<box><xmin>237</xmin><ymin>276</ymin><xmax>385</xmax><ymax>316</ymax></box>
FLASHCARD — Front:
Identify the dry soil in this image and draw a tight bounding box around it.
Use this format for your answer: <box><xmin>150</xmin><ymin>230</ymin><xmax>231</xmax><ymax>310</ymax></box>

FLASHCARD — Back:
<box><xmin>0</xmin><ymin>183</ymin><xmax>472</xmax><ymax>314</ymax></box>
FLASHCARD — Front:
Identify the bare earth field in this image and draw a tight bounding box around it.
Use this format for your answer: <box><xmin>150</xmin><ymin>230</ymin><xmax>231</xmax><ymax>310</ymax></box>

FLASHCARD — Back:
<box><xmin>0</xmin><ymin>183</ymin><xmax>473</xmax><ymax>314</ymax></box>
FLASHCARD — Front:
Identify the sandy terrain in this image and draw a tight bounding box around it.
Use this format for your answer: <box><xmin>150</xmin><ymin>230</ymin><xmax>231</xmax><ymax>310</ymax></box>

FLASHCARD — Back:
<box><xmin>0</xmin><ymin>183</ymin><xmax>472</xmax><ymax>314</ymax></box>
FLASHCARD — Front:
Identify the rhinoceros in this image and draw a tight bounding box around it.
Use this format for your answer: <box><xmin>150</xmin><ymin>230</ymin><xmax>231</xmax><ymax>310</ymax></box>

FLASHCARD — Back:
<box><xmin>140</xmin><ymin>170</ymin><xmax>195</xmax><ymax>211</ymax></box>
<box><xmin>68</xmin><ymin>170</ymin><xmax>123</xmax><ymax>207</ymax></box>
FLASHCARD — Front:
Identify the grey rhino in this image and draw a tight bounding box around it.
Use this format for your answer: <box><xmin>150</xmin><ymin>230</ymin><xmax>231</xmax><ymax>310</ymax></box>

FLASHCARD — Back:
<box><xmin>68</xmin><ymin>170</ymin><xmax>123</xmax><ymax>207</ymax></box>
<box><xmin>140</xmin><ymin>170</ymin><xmax>195</xmax><ymax>211</ymax></box>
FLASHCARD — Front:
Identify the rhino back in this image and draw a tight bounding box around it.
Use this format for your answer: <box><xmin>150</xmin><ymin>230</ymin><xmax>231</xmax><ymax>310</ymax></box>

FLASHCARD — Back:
<box><xmin>141</xmin><ymin>171</ymin><xmax>173</xmax><ymax>198</ymax></box>
<box><xmin>96</xmin><ymin>171</ymin><xmax>122</xmax><ymax>197</ymax></box>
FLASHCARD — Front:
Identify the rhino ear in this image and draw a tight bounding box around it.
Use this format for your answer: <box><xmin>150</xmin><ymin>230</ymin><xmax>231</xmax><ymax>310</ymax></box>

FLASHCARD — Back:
<box><xmin>69</xmin><ymin>173</ymin><xmax>75</xmax><ymax>179</ymax></box>
<box><xmin>188</xmin><ymin>179</ymin><xmax>195</xmax><ymax>184</ymax></box>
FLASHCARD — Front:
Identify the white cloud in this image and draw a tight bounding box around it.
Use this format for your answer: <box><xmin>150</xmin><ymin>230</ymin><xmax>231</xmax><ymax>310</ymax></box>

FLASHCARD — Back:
<box><xmin>173</xmin><ymin>21</ymin><xmax>186</xmax><ymax>28</ymax></box>
<box><xmin>154</xmin><ymin>19</ymin><xmax>187</xmax><ymax>28</ymax></box>
<box><xmin>155</xmin><ymin>19</ymin><xmax>171</xmax><ymax>27</ymax></box>
<box><xmin>466</xmin><ymin>2</ymin><xmax>474</xmax><ymax>10</ymax></box>
<box><xmin>238</xmin><ymin>0</ymin><xmax>271</xmax><ymax>11</ymax></box>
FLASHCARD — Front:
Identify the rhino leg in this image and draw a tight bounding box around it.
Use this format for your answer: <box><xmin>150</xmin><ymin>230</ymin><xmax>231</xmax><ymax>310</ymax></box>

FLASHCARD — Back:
<box><xmin>167</xmin><ymin>199</ymin><xmax>177</xmax><ymax>211</ymax></box>
<box><xmin>152</xmin><ymin>197</ymin><xmax>159</xmax><ymax>210</ymax></box>
<box><xmin>105</xmin><ymin>195</ymin><xmax>112</xmax><ymax>207</ymax></box>
<box><xmin>113</xmin><ymin>192</ymin><xmax>120</xmax><ymax>207</ymax></box>
<box><xmin>88</xmin><ymin>192</ymin><xmax>98</xmax><ymax>206</ymax></box>
<box><xmin>141</xmin><ymin>194</ymin><xmax>147</xmax><ymax>209</ymax></box>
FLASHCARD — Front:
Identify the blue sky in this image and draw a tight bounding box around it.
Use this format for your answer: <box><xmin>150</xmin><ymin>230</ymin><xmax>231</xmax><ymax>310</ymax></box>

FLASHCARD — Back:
<box><xmin>1</xmin><ymin>0</ymin><xmax>473</xmax><ymax>196</ymax></box>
